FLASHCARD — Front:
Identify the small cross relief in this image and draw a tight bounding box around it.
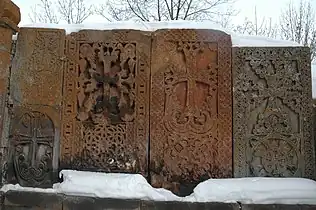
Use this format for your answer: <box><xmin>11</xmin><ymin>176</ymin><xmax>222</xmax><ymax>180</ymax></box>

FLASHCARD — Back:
<box><xmin>11</xmin><ymin>111</ymin><xmax>54</xmax><ymax>187</ymax></box>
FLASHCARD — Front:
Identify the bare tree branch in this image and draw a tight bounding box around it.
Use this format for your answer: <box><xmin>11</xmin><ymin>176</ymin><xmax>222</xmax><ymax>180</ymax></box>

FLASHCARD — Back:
<box><xmin>29</xmin><ymin>0</ymin><xmax>93</xmax><ymax>24</ymax></box>
<box><xmin>280</xmin><ymin>0</ymin><xmax>316</xmax><ymax>60</ymax></box>
<box><xmin>99</xmin><ymin>0</ymin><xmax>236</xmax><ymax>22</ymax></box>
<box><xmin>29</xmin><ymin>0</ymin><xmax>59</xmax><ymax>23</ymax></box>
<box><xmin>233</xmin><ymin>7</ymin><xmax>278</xmax><ymax>38</ymax></box>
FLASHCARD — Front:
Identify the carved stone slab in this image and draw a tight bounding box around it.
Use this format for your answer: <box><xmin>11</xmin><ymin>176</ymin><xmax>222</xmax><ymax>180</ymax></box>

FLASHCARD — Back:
<box><xmin>0</xmin><ymin>27</ymin><xmax>14</xmax><ymax>186</ymax></box>
<box><xmin>233</xmin><ymin>47</ymin><xmax>315</xmax><ymax>179</ymax></box>
<box><xmin>8</xmin><ymin>107</ymin><xmax>59</xmax><ymax>187</ymax></box>
<box><xmin>61</xmin><ymin>30</ymin><xmax>150</xmax><ymax>175</ymax></box>
<box><xmin>7</xmin><ymin>28</ymin><xmax>65</xmax><ymax>187</ymax></box>
<box><xmin>10</xmin><ymin>28</ymin><xmax>65</xmax><ymax>106</ymax></box>
<box><xmin>150</xmin><ymin>29</ymin><xmax>233</xmax><ymax>195</ymax></box>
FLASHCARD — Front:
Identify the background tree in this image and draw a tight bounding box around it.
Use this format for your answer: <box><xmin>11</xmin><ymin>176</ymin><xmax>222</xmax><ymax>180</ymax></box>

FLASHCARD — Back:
<box><xmin>280</xmin><ymin>0</ymin><xmax>316</xmax><ymax>60</ymax></box>
<box><xmin>234</xmin><ymin>7</ymin><xmax>278</xmax><ymax>38</ymax></box>
<box><xmin>29</xmin><ymin>0</ymin><xmax>59</xmax><ymax>23</ymax></box>
<box><xmin>29</xmin><ymin>0</ymin><xmax>94</xmax><ymax>24</ymax></box>
<box><xmin>97</xmin><ymin>0</ymin><xmax>236</xmax><ymax>23</ymax></box>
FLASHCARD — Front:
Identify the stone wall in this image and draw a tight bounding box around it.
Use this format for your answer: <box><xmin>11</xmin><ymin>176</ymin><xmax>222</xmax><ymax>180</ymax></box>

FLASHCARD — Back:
<box><xmin>0</xmin><ymin>25</ymin><xmax>315</xmax><ymax>195</ymax></box>
<box><xmin>1</xmin><ymin>191</ymin><xmax>316</xmax><ymax>210</ymax></box>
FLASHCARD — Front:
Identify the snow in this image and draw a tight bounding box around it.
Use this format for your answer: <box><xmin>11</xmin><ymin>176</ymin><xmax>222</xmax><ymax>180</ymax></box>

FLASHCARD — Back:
<box><xmin>1</xmin><ymin>184</ymin><xmax>57</xmax><ymax>193</ymax></box>
<box><xmin>16</xmin><ymin>20</ymin><xmax>302</xmax><ymax>47</ymax></box>
<box><xmin>12</xmin><ymin>34</ymin><xmax>17</xmax><ymax>41</ymax></box>
<box><xmin>53</xmin><ymin>170</ymin><xmax>179</xmax><ymax>201</ymax></box>
<box><xmin>1</xmin><ymin>170</ymin><xmax>316</xmax><ymax>205</ymax></box>
<box><xmin>185</xmin><ymin>177</ymin><xmax>316</xmax><ymax>204</ymax></box>
<box><xmin>312</xmin><ymin>63</ymin><xmax>316</xmax><ymax>99</ymax></box>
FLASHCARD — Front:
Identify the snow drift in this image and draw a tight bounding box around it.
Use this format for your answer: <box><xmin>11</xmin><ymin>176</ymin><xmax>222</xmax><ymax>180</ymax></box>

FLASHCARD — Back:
<box><xmin>1</xmin><ymin>170</ymin><xmax>316</xmax><ymax>205</ymax></box>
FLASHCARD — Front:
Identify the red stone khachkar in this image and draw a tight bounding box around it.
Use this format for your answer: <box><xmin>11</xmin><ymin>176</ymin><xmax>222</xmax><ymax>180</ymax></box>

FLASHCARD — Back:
<box><xmin>60</xmin><ymin>30</ymin><xmax>151</xmax><ymax>176</ymax></box>
<box><xmin>150</xmin><ymin>29</ymin><xmax>232</xmax><ymax>194</ymax></box>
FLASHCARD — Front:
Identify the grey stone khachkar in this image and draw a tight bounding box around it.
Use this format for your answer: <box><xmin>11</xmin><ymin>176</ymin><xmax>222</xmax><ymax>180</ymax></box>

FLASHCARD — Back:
<box><xmin>233</xmin><ymin>47</ymin><xmax>316</xmax><ymax>179</ymax></box>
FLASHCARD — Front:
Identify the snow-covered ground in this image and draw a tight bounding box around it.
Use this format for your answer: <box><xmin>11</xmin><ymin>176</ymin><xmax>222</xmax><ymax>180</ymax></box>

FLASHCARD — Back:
<box><xmin>15</xmin><ymin>20</ymin><xmax>302</xmax><ymax>47</ymax></box>
<box><xmin>1</xmin><ymin>170</ymin><xmax>316</xmax><ymax>205</ymax></box>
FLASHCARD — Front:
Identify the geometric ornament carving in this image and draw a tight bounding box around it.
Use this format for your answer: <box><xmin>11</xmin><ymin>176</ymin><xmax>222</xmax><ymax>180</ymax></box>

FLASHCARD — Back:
<box><xmin>150</xmin><ymin>29</ymin><xmax>233</xmax><ymax>196</ymax></box>
<box><xmin>6</xmin><ymin>28</ymin><xmax>65</xmax><ymax>188</ymax></box>
<box><xmin>233</xmin><ymin>47</ymin><xmax>315</xmax><ymax>179</ymax></box>
<box><xmin>61</xmin><ymin>31</ymin><xmax>150</xmax><ymax>175</ymax></box>
<box><xmin>10</xmin><ymin>111</ymin><xmax>54</xmax><ymax>187</ymax></box>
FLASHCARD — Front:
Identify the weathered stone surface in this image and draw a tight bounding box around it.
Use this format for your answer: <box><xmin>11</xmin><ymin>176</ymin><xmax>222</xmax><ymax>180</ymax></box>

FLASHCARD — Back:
<box><xmin>0</xmin><ymin>28</ymin><xmax>13</xmax><ymax>187</ymax></box>
<box><xmin>141</xmin><ymin>201</ymin><xmax>239</xmax><ymax>210</ymax></box>
<box><xmin>7</xmin><ymin>106</ymin><xmax>60</xmax><ymax>187</ymax></box>
<box><xmin>0</xmin><ymin>0</ymin><xmax>20</xmax><ymax>188</ymax></box>
<box><xmin>4</xmin><ymin>190</ymin><xmax>63</xmax><ymax>209</ymax></box>
<box><xmin>0</xmin><ymin>191</ymin><xmax>4</xmax><ymax>210</ymax></box>
<box><xmin>233</xmin><ymin>47</ymin><xmax>315</xmax><ymax>178</ymax></box>
<box><xmin>2</xmin><ymin>191</ymin><xmax>316</xmax><ymax>210</ymax></box>
<box><xmin>242</xmin><ymin>204</ymin><xmax>316</xmax><ymax>210</ymax></box>
<box><xmin>150</xmin><ymin>29</ymin><xmax>232</xmax><ymax>195</ymax></box>
<box><xmin>60</xmin><ymin>30</ymin><xmax>151</xmax><ymax>176</ymax></box>
<box><xmin>63</xmin><ymin>196</ymin><xmax>141</xmax><ymax>210</ymax></box>
<box><xmin>10</xmin><ymin>28</ymin><xmax>65</xmax><ymax>106</ymax></box>
<box><xmin>0</xmin><ymin>0</ymin><xmax>21</xmax><ymax>32</ymax></box>
<box><xmin>7</xmin><ymin>28</ymin><xmax>65</xmax><ymax>187</ymax></box>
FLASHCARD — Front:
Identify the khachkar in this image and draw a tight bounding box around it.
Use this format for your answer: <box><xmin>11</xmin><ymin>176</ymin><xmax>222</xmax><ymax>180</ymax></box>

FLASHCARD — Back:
<box><xmin>7</xmin><ymin>27</ymin><xmax>66</xmax><ymax>187</ymax></box>
<box><xmin>60</xmin><ymin>30</ymin><xmax>151</xmax><ymax>177</ymax></box>
<box><xmin>233</xmin><ymin>47</ymin><xmax>316</xmax><ymax>179</ymax></box>
<box><xmin>150</xmin><ymin>29</ymin><xmax>233</xmax><ymax>195</ymax></box>
<box><xmin>0</xmin><ymin>0</ymin><xmax>20</xmax><ymax>186</ymax></box>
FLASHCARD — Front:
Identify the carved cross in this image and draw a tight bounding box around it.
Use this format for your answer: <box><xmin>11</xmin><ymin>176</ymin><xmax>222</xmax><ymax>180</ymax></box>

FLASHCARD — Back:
<box><xmin>15</xmin><ymin>116</ymin><xmax>53</xmax><ymax>167</ymax></box>
<box><xmin>179</xmin><ymin>42</ymin><xmax>218</xmax><ymax>110</ymax></box>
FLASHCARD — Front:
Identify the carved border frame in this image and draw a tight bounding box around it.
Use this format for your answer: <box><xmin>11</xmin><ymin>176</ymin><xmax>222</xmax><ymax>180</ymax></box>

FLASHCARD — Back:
<box><xmin>150</xmin><ymin>29</ymin><xmax>233</xmax><ymax>191</ymax></box>
<box><xmin>61</xmin><ymin>30</ymin><xmax>151</xmax><ymax>176</ymax></box>
<box><xmin>233</xmin><ymin>47</ymin><xmax>315</xmax><ymax>179</ymax></box>
<box><xmin>7</xmin><ymin>105</ymin><xmax>60</xmax><ymax>187</ymax></box>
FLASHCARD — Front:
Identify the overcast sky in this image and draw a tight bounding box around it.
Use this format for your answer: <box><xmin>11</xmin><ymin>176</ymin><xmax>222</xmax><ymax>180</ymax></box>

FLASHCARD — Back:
<box><xmin>11</xmin><ymin>0</ymin><xmax>315</xmax><ymax>26</ymax></box>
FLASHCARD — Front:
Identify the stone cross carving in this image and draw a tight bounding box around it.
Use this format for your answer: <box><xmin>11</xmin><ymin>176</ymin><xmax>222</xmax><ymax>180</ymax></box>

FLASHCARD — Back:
<box><xmin>15</xmin><ymin>123</ymin><xmax>53</xmax><ymax>167</ymax></box>
<box><xmin>12</xmin><ymin>111</ymin><xmax>54</xmax><ymax>187</ymax></box>
<box><xmin>164</xmin><ymin>41</ymin><xmax>218</xmax><ymax>134</ymax></box>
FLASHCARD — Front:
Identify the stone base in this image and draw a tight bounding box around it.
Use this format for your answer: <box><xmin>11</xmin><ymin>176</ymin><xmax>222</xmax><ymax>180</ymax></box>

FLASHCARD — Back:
<box><xmin>0</xmin><ymin>191</ymin><xmax>315</xmax><ymax>210</ymax></box>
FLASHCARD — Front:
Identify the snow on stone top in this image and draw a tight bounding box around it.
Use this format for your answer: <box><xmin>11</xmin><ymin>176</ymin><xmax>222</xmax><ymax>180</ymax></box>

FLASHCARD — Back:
<box><xmin>16</xmin><ymin>20</ymin><xmax>302</xmax><ymax>47</ymax></box>
<box><xmin>1</xmin><ymin>170</ymin><xmax>316</xmax><ymax>205</ymax></box>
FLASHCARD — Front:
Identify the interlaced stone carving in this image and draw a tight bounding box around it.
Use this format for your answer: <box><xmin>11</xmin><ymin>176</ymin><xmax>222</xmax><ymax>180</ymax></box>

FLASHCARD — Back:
<box><xmin>150</xmin><ymin>30</ymin><xmax>232</xmax><ymax>195</ymax></box>
<box><xmin>61</xmin><ymin>31</ymin><xmax>150</xmax><ymax>175</ymax></box>
<box><xmin>6</xmin><ymin>28</ymin><xmax>65</xmax><ymax>187</ymax></box>
<box><xmin>79</xmin><ymin>123</ymin><xmax>139</xmax><ymax>172</ymax></box>
<box><xmin>10</xmin><ymin>111</ymin><xmax>54</xmax><ymax>187</ymax></box>
<box><xmin>77</xmin><ymin>42</ymin><xmax>136</xmax><ymax>124</ymax></box>
<box><xmin>233</xmin><ymin>47</ymin><xmax>315</xmax><ymax>179</ymax></box>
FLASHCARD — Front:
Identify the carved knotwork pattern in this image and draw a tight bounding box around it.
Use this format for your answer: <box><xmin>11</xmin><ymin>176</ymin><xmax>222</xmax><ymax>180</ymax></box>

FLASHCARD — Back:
<box><xmin>61</xmin><ymin>31</ymin><xmax>150</xmax><ymax>175</ymax></box>
<box><xmin>78</xmin><ymin>123</ymin><xmax>138</xmax><ymax>172</ymax></box>
<box><xmin>10</xmin><ymin>111</ymin><xmax>54</xmax><ymax>187</ymax></box>
<box><xmin>150</xmin><ymin>30</ymin><xmax>232</xmax><ymax>195</ymax></box>
<box><xmin>250</xmin><ymin>137</ymin><xmax>298</xmax><ymax>177</ymax></box>
<box><xmin>233</xmin><ymin>47</ymin><xmax>315</xmax><ymax>178</ymax></box>
<box><xmin>6</xmin><ymin>29</ymin><xmax>64</xmax><ymax>187</ymax></box>
<box><xmin>77</xmin><ymin>42</ymin><xmax>136</xmax><ymax>124</ymax></box>
<box><xmin>23</xmin><ymin>30</ymin><xmax>64</xmax><ymax>106</ymax></box>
